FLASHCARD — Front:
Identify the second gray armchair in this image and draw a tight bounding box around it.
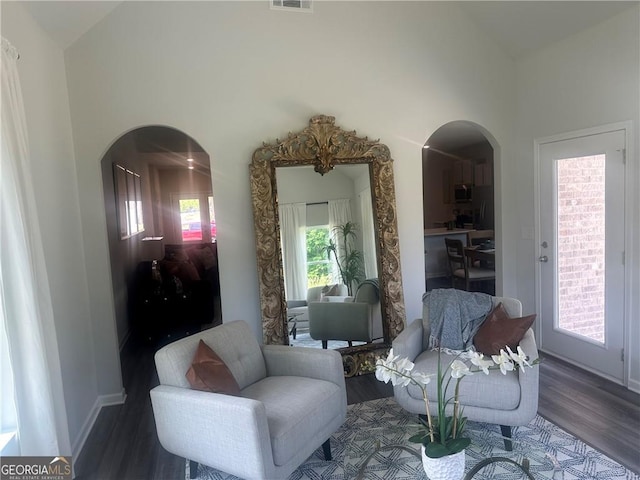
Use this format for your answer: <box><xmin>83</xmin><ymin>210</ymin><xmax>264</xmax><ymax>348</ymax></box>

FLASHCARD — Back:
<box><xmin>392</xmin><ymin>295</ymin><xmax>539</xmax><ymax>450</ymax></box>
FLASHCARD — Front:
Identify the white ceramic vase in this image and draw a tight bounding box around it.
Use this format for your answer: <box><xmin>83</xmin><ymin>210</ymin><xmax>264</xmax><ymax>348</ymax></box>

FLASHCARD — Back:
<box><xmin>420</xmin><ymin>446</ymin><xmax>465</xmax><ymax>480</ymax></box>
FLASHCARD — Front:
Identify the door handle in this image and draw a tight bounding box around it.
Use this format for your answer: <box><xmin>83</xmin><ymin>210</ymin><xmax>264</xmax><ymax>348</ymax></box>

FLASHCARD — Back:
<box><xmin>539</xmin><ymin>255</ymin><xmax>548</xmax><ymax>263</ymax></box>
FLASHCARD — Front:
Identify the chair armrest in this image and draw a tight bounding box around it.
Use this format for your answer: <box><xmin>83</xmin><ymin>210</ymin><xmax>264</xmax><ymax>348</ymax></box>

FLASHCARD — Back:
<box><xmin>286</xmin><ymin>299</ymin><xmax>307</xmax><ymax>308</ymax></box>
<box><xmin>518</xmin><ymin>328</ymin><xmax>538</xmax><ymax>362</ymax></box>
<box><xmin>150</xmin><ymin>385</ymin><xmax>274</xmax><ymax>476</ymax></box>
<box><xmin>391</xmin><ymin>319</ymin><xmax>424</xmax><ymax>362</ymax></box>
<box><xmin>514</xmin><ymin>328</ymin><xmax>539</xmax><ymax>421</ymax></box>
<box><xmin>262</xmin><ymin>345</ymin><xmax>346</xmax><ymax>389</ymax></box>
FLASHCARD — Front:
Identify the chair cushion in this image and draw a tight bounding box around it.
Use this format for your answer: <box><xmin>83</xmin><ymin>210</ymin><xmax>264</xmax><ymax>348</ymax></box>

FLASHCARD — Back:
<box><xmin>474</xmin><ymin>303</ymin><xmax>536</xmax><ymax>355</ymax></box>
<box><xmin>408</xmin><ymin>349</ymin><xmax>521</xmax><ymax>410</ymax></box>
<box><xmin>154</xmin><ymin>320</ymin><xmax>267</xmax><ymax>390</ymax></box>
<box><xmin>186</xmin><ymin>340</ymin><xmax>241</xmax><ymax>395</ymax></box>
<box><xmin>241</xmin><ymin>376</ymin><xmax>343</xmax><ymax>466</ymax></box>
<box><xmin>452</xmin><ymin>268</ymin><xmax>466</xmax><ymax>278</ymax></box>
<box><xmin>467</xmin><ymin>267</ymin><xmax>496</xmax><ymax>280</ymax></box>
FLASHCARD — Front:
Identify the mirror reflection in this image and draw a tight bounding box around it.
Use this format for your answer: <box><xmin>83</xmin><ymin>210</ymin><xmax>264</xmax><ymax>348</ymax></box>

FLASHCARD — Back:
<box><xmin>276</xmin><ymin>165</ymin><xmax>382</xmax><ymax>349</ymax></box>
<box><xmin>250</xmin><ymin>114</ymin><xmax>405</xmax><ymax>377</ymax></box>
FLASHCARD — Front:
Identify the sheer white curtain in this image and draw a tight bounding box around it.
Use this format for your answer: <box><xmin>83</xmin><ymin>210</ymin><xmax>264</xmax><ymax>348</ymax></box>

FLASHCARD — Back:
<box><xmin>327</xmin><ymin>199</ymin><xmax>352</xmax><ymax>285</ymax></box>
<box><xmin>359</xmin><ymin>188</ymin><xmax>378</xmax><ymax>279</ymax></box>
<box><xmin>0</xmin><ymin>37</ymin><xmax>71</xmax><ymax>456</ymax></box>
<box><xmin>278</xmin><ymin>203</ymin><xmax>307</xmax><ymax>301</ymax></box>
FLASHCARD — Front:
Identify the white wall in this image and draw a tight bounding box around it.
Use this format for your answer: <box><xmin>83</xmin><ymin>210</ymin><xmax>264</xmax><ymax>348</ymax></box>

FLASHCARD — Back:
<box><xmin>276</xmin><ymin>167</ymin><xmax>356</xmax><ymax>205</ymax></box>
<box><xmin>514</xmin><ymin>6</ymin><xmax>640</xmax><ymax>389</ymax></box>
<box><xmin>63</xmin><ymin>1</ymin><xmax>517</xmax><ymax>345</ymax></box>
<box><xmin>0</xmin><ymin>2</ymin><xmax>123</xmax><ymax>457</ymax></box>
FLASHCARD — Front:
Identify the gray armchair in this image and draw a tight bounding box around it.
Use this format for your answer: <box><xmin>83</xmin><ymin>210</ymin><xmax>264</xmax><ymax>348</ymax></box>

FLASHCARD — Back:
<box><xmin>150</xmin><ymin>320</ymin><xmax>347</xmax><ymax>479</ymax></box>
<box><xmin>392</xmin><ymin>296</ymin><xmax>539</xmax><ymax>450</ymax></box>
<box><xmin>308</xmin><ymin>279</ymin><xmax>383</xmax><ymax>349</ymax></box>
<box><xmin>286</xmin><ymin>284</ymin><xmax>348</xmax><ymax>334</ymax></box>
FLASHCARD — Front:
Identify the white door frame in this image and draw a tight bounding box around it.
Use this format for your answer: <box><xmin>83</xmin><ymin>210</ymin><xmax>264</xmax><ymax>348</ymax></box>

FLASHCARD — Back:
<box><xmin>534</xmin><ymin>121</ymin><xmax>634</xmax><ymax>386</ymax></box>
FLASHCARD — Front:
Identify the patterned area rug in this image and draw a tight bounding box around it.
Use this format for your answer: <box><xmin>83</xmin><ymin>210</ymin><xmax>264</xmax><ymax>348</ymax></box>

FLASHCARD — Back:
<box><xmin>289</xmin><ymin>331</ymin><xmax>368</xmax><ymax>350</ymax></box>
<box><xmin>186</xmin><ymin>397</ymin><xmax>639</xmax><ymax>480</ymax></box>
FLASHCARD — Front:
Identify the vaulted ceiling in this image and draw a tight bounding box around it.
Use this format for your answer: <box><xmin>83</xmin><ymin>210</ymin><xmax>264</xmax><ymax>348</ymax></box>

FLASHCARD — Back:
<box><xmin>23</xmin><ymin>1</ymin><xmax>636</xmax><ymax>57</ymax></box>
<box><xmin>21</xmin><ymin>0</ymin><xmax>637</xmax><ymax>154</ymax></box>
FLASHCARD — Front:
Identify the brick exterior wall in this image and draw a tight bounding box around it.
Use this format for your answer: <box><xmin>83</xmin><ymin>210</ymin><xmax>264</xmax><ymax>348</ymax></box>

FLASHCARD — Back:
<box><xmin>556</xmin><ymin>155</ymin><xmax>606</xmax><ymax>343</ymax></box>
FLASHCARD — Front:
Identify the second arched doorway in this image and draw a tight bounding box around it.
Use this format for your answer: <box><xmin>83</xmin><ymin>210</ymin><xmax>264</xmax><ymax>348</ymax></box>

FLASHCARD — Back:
<box><xmin>422</xmin><ymin>121</ymin><xmax>496</xmax><ymax>294</ymax></box>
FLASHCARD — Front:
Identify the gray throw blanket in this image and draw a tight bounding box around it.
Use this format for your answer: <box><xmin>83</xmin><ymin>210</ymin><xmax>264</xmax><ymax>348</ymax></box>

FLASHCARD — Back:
<box><xmin>423</xmin><ymin>289</ymin><xmax>492</xmax><ymax>350</ymax></box>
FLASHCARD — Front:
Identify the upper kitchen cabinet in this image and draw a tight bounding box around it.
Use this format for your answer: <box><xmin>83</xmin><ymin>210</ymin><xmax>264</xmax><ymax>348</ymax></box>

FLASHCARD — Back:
<box><xmin>453</xmin><ymin>159</ymin><xmax>474</xmax><ymax>185</ymax></box>
<box><xmin>474</xmin><ymin>160</ymin><xmax>492</xmax><ymax>186</ymax></box>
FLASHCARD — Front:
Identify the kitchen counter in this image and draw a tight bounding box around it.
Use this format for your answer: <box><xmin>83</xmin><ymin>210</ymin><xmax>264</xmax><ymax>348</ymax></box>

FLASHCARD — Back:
<box><xmin>424</xmin><ymin>228</ymin><xmax>475</xmax><ymax>237</ymax></box>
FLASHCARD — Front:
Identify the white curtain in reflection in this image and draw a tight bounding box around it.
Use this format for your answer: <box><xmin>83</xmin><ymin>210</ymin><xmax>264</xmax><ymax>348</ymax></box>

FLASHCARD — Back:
<box><xmin>328</xmin><ymin>199</ymin><xmax>352</xmax><ymax>285</ymax></box>
<box><xmin>0</xmin><ymin>37</ymin><xmax>71</xmax><ymax>456</ymax></box>
<box><xmin>359</xmin><ymin>188</ymin><xmax>378</xmax><ymax>279</ymax></box>
<box><xmin>279</xmin><ymin>203</ymin><xmax>307</xmax><ymax>301</ymax></box>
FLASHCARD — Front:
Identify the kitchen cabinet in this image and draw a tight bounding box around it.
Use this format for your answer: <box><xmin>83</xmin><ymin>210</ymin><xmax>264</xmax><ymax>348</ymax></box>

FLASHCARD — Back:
<box><xmin>443</xmin><ymin>160</ymin><xmax>474</xmax><ymax>204</ymax></box>
<box><xmin>474</xmin><ymin>162</ymin><xmax>492</xmax><ymax>186</ymax></box>
<box><xmin>453</xmin><ymin>160</ymin><xmax>474</xmax><ymax>185</ymax></box>
<box><xmin>442</xmin><ymin>169</ymin><xmax>453</xmax><ymax>204</ymax></box>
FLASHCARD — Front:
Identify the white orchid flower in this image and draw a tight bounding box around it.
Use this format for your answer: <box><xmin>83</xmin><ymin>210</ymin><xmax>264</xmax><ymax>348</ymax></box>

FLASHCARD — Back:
<box><xmin>507</xmin><ymin>346</ymin><xmax>532</xmax><ymax>372</ymax></box>
<box><xmin>395</xmin><ymin>357</ymin><xmax>415</xmax><ymax>374</ymax></box>
<box><xmin>492</xmin><ymin>349</ymin><xmax>515</xmax><ymax>375</ymax></box>
<box><xmin>375</xmin><ymin>349</ymin><xmax>415</xmax><ymax>386</ymax></box>
<box><xmin>392</xmin><ymin>373</ymin><xmax>413</xmax><ymax>387</ymax></box>
<box><xmin>375</xmin><ymin>361</ymin><xmax>393</xmax><ymax>384</ymax></box>
<box><xmin>450</xmin><ymin>359</ymin><xmax>472</xmax><ymax>378</ymax></box>
<box><xmin>469</xmin><ymin>351</ymin><xmax>494</xmax><ymax>375</ymax></box>
<box><xmin>411</xmin><ymin>372</ymin><xmax>433</xmax><ymax>386</ymax></box>
<box><xmin>383</xmin><ymin>349</ymin><xmax>400</xmax><ymax>366</ymax></box>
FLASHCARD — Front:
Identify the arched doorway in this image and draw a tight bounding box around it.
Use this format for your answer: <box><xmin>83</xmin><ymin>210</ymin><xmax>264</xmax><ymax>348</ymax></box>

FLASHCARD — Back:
<box><xmin>100</xmin><ymin>126</ymin><xmax>221</xmax><ymax>353</ymax></box>
<box><xmin>422</xmin><ymin>121</ymin><xmax>496</xmax><ymax>294</ymax></box>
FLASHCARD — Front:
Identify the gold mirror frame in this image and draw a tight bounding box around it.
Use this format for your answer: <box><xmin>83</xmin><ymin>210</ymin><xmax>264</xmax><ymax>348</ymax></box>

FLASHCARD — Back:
<box><xmin>250</xmin><ymin>115</ymin><xmax>405</xmax><ymax>371</ymax></box>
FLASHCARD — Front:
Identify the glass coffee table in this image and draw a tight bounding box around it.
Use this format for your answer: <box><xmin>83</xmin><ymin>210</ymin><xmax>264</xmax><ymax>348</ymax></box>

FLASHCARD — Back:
<box><xmin>343</xmin><ymin>423</ymin><xmax>562</xmax><ymax>479</ymax></box>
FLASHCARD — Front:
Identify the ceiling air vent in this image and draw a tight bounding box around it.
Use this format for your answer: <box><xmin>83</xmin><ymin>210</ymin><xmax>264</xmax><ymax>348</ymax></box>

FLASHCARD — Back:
<box><xmin>271</xmin><ymin>0</ymin><xmax>313</xmax><ymax>13</ymax></box>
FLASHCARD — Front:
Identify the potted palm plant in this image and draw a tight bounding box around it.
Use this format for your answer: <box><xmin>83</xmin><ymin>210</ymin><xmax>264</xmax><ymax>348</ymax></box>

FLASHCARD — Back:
<box><xmin>324</xmin><ymin>221</ymin><xmax>364</xmax><ymax>296</ymax></box>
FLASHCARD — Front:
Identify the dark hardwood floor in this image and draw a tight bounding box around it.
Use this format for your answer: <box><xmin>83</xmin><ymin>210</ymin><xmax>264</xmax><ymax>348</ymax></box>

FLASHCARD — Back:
<box><xmin>537</xmin><ymin>351</ymin><xmax>640</xmax><ymax>473</ymax></box>
<box><xmin>74</xmin><ymin>333</ymin><xmax>640</xmax><ymax>479</ymax></box>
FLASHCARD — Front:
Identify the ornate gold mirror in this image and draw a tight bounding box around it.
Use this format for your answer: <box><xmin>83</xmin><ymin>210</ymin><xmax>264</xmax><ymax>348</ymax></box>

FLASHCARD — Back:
<box><xmin>250</xmin><ymin>115</ymin><xmax>405</xmax><ymax>375</ymax></box>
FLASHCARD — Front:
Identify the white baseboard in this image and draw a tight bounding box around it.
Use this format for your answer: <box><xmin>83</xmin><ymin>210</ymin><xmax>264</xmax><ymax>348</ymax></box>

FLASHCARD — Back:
<box><xmin>100</xmin><ymin>390</ymin><xmax>128</xmax><ymax>407</ymax></box>
<box><xmin>628</xmin><ymin>378</ymin><xmax>640</xmax><ymax>394</ymax></box>
<box><xmin>71</xmin><ymin>389</ymin><xmax>127</xmax><ymax>461</ymax></box>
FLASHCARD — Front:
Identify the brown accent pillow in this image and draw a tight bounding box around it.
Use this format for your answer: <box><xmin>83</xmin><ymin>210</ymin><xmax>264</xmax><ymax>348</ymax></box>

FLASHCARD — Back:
<box><xmin>186</xmin><ymin>340</ymin><xmax>241</xmax><ymax>395</ymax></box>
<box><xmin>473</xmin><ymin>303</ymin><xmax>536</xmax><ymax>355</ymax></box>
